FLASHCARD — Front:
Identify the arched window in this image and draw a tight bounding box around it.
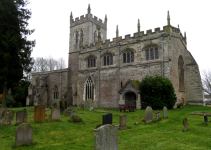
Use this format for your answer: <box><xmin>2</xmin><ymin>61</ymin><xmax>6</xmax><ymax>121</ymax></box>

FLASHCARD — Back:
<box><xmin>123</xmin><ymin>51</ymin><xmax>134</xmax><ymax>63</ymax></box>
<box><xmin>85</xmin><ymin>76</ymin><xmax>94</xmax><ymax>100</ymax></box>
<box><xmin>80</xmin><ymin>30</ymin><xmax>83</xmax><ymax>43</ymax></box>
<box><xmin>103</xmin><ymin>54</ymin><xmax>113</xmax><ymax>66</ymax></box>
<box><xmin>94</xmin><ymin>31</ymin><xmax>97</xmax><ymax>43</ymax></box>
<box><xmin>178</xmin><ymin>55</ymin><xmax>185</xmax><ymax>90</ymax></box>
<box><xmin>76</xmin><ymin>31</ymin><xmax>78</xmax><ymax>44</ymax></box>
<box><xmin>146</xmin><ymin>48</ymin><xmax>159</xmax><ymax>60</ymax></box>
<box><xmin>87</xmin><ymin>57</ymin><xmax>96</xmax><ymax>68</ymax></box>
<box><xmin>54</xmin><ymin>86</ymin><xmax>59</xmax><ymax>99</ymax></box>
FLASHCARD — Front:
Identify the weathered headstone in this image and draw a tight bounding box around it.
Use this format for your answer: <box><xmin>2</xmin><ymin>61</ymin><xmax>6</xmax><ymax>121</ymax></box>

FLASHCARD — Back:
<box><xmin>204</xmin><ymin>114</ymin><xmax>208</xmax><ymax>123</ymax></box>
<box><xmin>145</xmin><ymin>106</ymin><xmax>153</xmax><ymax>123</ymax></box>
<box><xmin>163</xmin><ymin>107</ymin><xmax>168</xmax><ymax>118</ymax></box>
<box><xmin>183</xmin><ymin>118</ymin><xmax>188</xmax><ymax>131</ymax></box>
<box><xmin>70</xmin><ymin>110</ymin><xmax>77</xmax><ymax>118</ymax></box>
<box><xmin>79</xmin><ymin>104</ymin><xmax>84</xmax><ymax>109</ymax></box>
<box><xmin>64</xmin><ymin>108</ymin><xmax>73</xmax><ymax>116</ymax></box>
<box><xmin>94</xmin><ymin>124</ymin><xmax>119</xmax><ymax>150</ymax></box>
<box><xmin>51</xmin><ymin>108</ymin><xmax>60</xmax><ymax>120</ymax></box>
<box><xmin>34</xmin><ymin>105</ymin><xmax>45</xmax><ymax>122</ymax></box>
<box><xmin>16</xmin><ymin>109</ymin><xmax>28</xmax><ymax>124</ymax></box>
<box><xmin>119</xmin><ymin>114</ymin><xmax>127</xmax><ymax>130</ymax></box>
<box><xmin>15</xmin><ymin>123</ymin><xmax>33</xmax><ymax>146</ymax></box>
<box><xmin>2</xmin><ymin>109</ymin><xmax>15</xmax><ymax>125</ymax></box>
<box><xmin>87</xmin><ymin>99</ymin><xmax>94</xmax><ymax>111</ymax></box>
<box><xmin>103</xmin><ymin>113</ymin><xmax>112</xmax><ymax>125</ymax></box>
<box><xmin>155</xmin><ymin>112</ymin><xmax>160</xmax><ymax>119</ymax></box>
<box><xmin>59</xmin><ymin>98</ymin><xmax>67</xmax><ymax>113</ymax></box>
<box><xmin>0</xmin><ymin>107</ymin><xmax>6</xmax><ymax>119</ymax></box>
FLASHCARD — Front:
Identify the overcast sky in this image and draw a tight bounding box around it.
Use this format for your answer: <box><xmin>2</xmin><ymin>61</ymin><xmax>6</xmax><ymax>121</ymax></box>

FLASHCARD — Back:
<box><xmin>27</xmin><ymin>0</ymin><xmax>211</xmax><ymax>72</ymax></box>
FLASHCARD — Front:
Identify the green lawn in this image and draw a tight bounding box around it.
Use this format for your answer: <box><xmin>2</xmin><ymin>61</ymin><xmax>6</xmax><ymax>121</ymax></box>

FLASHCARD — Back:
<box><xmin>1</xmin><ymin>105</ymin><xmax>211</xmax><ymax>150</ymax></box>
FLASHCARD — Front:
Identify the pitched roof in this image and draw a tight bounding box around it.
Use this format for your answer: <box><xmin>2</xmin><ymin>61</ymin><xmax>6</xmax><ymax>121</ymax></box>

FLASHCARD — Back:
<box><xmin>119</xmin><ymin>80</ymin><xmax>141</xmax><ymax>93</ymax></box>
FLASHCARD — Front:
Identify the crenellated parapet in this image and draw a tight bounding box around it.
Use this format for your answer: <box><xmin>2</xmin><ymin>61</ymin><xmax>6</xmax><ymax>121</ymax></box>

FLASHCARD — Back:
<box><xmin>70</xmin><ymin>13</ymin><xmax>107</xmax><ymax>29</ymax></box>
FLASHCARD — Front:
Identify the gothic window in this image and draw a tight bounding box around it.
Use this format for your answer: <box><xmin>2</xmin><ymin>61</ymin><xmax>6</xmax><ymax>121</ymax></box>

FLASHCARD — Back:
<box><xmin>85</xmin><ymin>77</ymin><xmax>94</xmax><ymax>100</ymax></box>
<box><xmin>103</xmin><ymin>54</ymin><xmax>113</xmax><ymax>66</ymax></box>
<box><xmin>178</xmin><ymin>55</ymin><xmax>185</xmax><ymax>90</ymax></box>
<box><xmin>146</xmin><ymin>48</ymin><xmax>159</xmax><ymax>60</ymax></box>
<box><xmin>123</xmin><ymin>51</ymin><xmax>134</xmax><ymax>63</ymax></box>
<box><xmin>76</xmin><ymin>31</ymin><xmax>78</xmax><ymax>44</ymax></box>
<box><xmin>123</xmin><ymin>53</ymin><xmax>126</xmax><ymax>63</ymax></box>
<box><xmin>87</xmin><ymin>57</ymin><xmax>96</xmax><ymax>68</ymax></box>
<box><xmin>155</xmin><ymin>48</ymin><xmax>159</xmax><ymax>59</ymax></box>
<box><xmin>146</xmin><ymin>49</ymin><xmax>149</xmax><ymax>60</ymax></box>
<box><xmin>54</xmin><ymin>86</ymin><xmax>58</xmax><ymax>99</ymax></box>
<box><xmin>131</xmin><ymin>52</ymin><xmax>134</xmax><ymax>62</ymax></box>
<box><xmin>80</xmin><ymin>30</ymin><xmax>83</xmax><ymax>43</ymax></box>
<box><xmin>150</xmin><ymin>48</ymin><xmax>154</xmax><ymax>60</ymax></box>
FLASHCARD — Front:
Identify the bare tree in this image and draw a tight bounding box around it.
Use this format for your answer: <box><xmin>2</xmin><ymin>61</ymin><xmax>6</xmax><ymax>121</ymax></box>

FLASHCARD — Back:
<box><xmin>202</xmin><ymin>69</ymin><xmax>211</xmax><ymax>95</ymax></box>
<box><xmin>58</xmin><ymin>57</ymin><xmax>66</xmax><ymax>69</ymax></box>
<box><xmin>46</xmin><ymin>56</ymin><xmax>57</xmax><ymax>71</ymax></box>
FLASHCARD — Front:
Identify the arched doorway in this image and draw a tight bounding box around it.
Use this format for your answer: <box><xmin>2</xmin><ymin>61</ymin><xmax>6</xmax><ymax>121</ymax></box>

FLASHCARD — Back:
<box><xmin>125</xmin><ymin>92</ymin><xmax>136</xmax><ymax>108</ymax></box>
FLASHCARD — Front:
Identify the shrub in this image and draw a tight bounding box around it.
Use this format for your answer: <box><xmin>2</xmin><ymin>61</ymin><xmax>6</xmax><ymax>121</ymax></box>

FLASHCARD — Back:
<box><xmin>70</xmin><ymin>115</ymin><xmax>83</xmax><ymax>123</ymax></box>
<box><xmin>6</xmin><ymin>95</ymin><xmax>16</xmax><ymax>107</ymax></box>
<box><xmin>139</xmin><ymin>75</ymin><xmax>177</xmax><ymax>109</ymax></box>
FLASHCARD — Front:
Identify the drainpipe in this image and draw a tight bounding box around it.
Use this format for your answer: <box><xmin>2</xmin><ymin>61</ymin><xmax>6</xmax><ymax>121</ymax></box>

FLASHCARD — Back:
<box><xmin>117</xmin><ymin>43</ymin><xmax>120</xmax><ymax>106</ymax></box>
<box><xmin>161</xmin><ymin>34</ymin><xmax>164</xmax><ymax>77</ymax></box>
<box><xmin>98</xmin><ymin>47</ymin><xmax>101</xmax><ymax>107</ymax></box>
<box><xmin>60</xmin><ymin>72</ymin><xmax>62</xmax><ymax>100</ymax></box>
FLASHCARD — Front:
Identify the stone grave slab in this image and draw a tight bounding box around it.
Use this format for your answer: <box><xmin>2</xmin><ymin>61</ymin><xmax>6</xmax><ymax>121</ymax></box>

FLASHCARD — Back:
<box><xmin>15</xmin><ymin>123</ymin><xmax>33</xmax><ymax>146</ymax></box>
<box><xmin>163</xmin><ymin>107</ymin><xmax>168</xmax><ymax>118</ymax></box>
<box><xmin>34</xmin><ymin>105</ymin><xmax>45</xmax><ymax>122</ymax></box>
<box><xmin>145</xmin><ymin>106</ymin><xmax>153</xmax><ymax>123</ymax></box>
<box><xmin>103</xmin><ymin>113</ymin><xmax>112</xmax><ymax>125</ymax></box>
<box><xmin>94</xmin><ymin>124</ymin><xmax>119</xmax><ymax>150</ymax></box>
<box><xmin>16</xmin><ymin>109</ymin><xmax>28</xmax><ymax>124</ymax></box>
<box><xmin>51</xmin><ymin>108</ymin><xmax>60</xmax><ymax>120</ymax></box>
<box><xmin>87</xmin><ymin>99</ymin><xmax>94</xmax><ymax>111</ymax></box>
<box><xmin>119</xmin><ymin>114</ymin><xmax>127</xmax><ymax>130</ymax></box>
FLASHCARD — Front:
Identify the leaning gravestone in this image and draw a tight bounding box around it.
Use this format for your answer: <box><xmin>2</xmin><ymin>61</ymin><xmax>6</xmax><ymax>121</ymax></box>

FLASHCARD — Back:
<box><xmin>183</xmin><ymin>118</ymin><xmax>188</xmax><ymax>131</ymax></box>
<box><xmin>103</xmin><ymin>113</ymin><xmax>112</xmax><ymax>125</ymax></box>
<box><xmin>51</xmin><ymin>108</ymin><xmax>60</xmax><ymax>120</ymax></box>
<box><xmin>87</xmin><ymin>99</ymin><xmax>94</xmax><ymax>111</ymax></box>
<box><xmin>70</xmin><ymin>110</ymin><xmax>77</xmax><ymax>118</ymax></box>
<box><xmin>34</xmin><ymin>105</ymin><xmax>45</xmax><ymax>122</ymax></box>
<box><xmin>119</xmin><ymin>114</ymin><xmax>127</xmax><ymax>130</ymax></box>
<box><xmin>16</xmin><ymin>109</ymin><xmax>28</xmax><ymax>124</ymax></box>
<box><xmin>163</xmin><ymin>107</ymin><xmax>168</xmax><ymax>118</ymax></box>
<box><xmin>145</xmin><ymin>106</ymin><xmax>153</xmax><ymax>123</ymax></box>
<box><xmin>15</xmin><ymin>123</ymin><xmax>33</xmax><ymax>146</ymax></box>
<box><xmin>155</xmin><ymin>112</ymin><xmax>160</xmax><ymax>119</ymax></box>
<box><xmin>94</xmin><ymin>124</ymin><xmax>119</xmax><ymax>150</ymax></box>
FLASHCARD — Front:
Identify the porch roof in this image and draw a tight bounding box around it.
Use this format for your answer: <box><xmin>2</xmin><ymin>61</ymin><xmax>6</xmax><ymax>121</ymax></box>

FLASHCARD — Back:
<box><xmin>118</xmin><ymin>80</ymin><xmax>141</xmax><ymax>94</ymax></box>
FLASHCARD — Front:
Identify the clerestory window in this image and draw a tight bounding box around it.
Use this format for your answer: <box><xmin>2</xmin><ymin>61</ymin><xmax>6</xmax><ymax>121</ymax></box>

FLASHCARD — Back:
<box><xmin>123</xmin><ymin>51</ymin><xmax>134</xmax><ymax>63</ymax></box>
<box><xmin>88</xmin><ymin>57</ymin><xmax>96</xmax><ymax>68</ymax></box>
<box><xmin>103</xmin><ymin>54</ymin><xmax>113</xmax><ymax>66</ymax></box>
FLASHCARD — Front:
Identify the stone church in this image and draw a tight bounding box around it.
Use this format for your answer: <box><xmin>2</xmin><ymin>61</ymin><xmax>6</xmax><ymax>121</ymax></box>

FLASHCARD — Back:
<box><xmin>26</xmin><ymin>5</ymin><xmax>204</xmax><ymax>108</ymax></box>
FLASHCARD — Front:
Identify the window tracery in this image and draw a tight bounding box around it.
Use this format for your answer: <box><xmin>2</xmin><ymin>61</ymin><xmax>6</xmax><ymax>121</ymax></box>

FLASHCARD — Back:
<box><xmin>123</xmin><ymin>51</ymin><xmax>134</xmax><ymax>63</ymax></box>
<box><xmin>145</xmin><ymin>47</ymin><xmax>159</xmax><ymax>60</ymax></box>
<box><xmin>103</xmin><ymin>54</ymin><xmax>113</xmax><ymax>66</ymax></box>
<box><xmin>85</xmin><ymin>77</ymin><xmax>94</xmax><ymax>100</ymax></box>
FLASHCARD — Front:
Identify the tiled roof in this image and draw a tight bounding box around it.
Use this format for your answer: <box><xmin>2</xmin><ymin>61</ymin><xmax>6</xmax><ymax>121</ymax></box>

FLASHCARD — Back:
<box><xmin>130</xmin><ymin>80</ymin><xmax>140</xmax><ymax>89</ymax></box>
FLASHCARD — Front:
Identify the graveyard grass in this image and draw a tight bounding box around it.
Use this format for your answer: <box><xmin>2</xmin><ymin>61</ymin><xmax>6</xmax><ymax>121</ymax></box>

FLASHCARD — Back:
<box><xmin>1</xmin><ymin>105</ymin><xmax>211</xmax><ymax>150</ymax></box>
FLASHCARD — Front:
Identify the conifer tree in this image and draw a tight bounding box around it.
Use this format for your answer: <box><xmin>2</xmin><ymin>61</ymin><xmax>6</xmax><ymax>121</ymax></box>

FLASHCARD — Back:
<box><xmin>0</xmin><ymin>0</ymin><xmax>35</xmax><ymax>108</ymax></box>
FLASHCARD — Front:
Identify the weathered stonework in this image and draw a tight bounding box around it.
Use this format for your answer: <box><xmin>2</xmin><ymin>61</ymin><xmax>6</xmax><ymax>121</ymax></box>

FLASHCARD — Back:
<box><xmin>26</xmin><ymin>5</ymin><xmax>204</xmax><ymax>107</ymax></box>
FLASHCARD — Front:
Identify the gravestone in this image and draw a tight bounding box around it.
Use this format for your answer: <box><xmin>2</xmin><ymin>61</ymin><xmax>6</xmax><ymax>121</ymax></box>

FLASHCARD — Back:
<box><xmin>15</xmin><ymin>123</ymin><xmax>33</xmax><ymax>146</ymax></box>
<box><xmin>94</xmin><ymin>124</ymin><xmax>119</xmax><ymax>150</ymax></box>
<box><xmin>183</xmin><ymin>118</ymin><xmax>188</xmax><ymax>131</ymax></box>
<box><xmin>119</xmin><ymin>114</ymin><xmax>127</xmax><ymax>130</ymax></box>
<box><xmin>87</xmin><ymin>99</ymin><xmax>94</xmax><ymax>111</ymax></box>
<box><xmin>163</xmin><ymin>107</ymin><xmax>168</xmax><ymax>118</ymax></box>
<box><xmin>204</xmin><ymin>114</ymin><xmax>208</xmax><ymax>123</ymax></box>
<box><xmin>0</xmin><ymin>107</ymin><xmax>6</xmax><ymax>119</ymax></box>
<box><xmin>64</xmin><ymin>108</ymin><xmax>74</xmax><ymax>116</ymax></box>
<box><xmin>70</xmin><ymin>110</ymin><xmax>77</xmax><ymax>118</ymax></box>
<box><xmin>59</xmin><ymin>98</ymin><xmax>67</xmax><ymax>113</ymax></box>
<box><xmin>145</xmin><ymin>106</ymin><xmax>153</xmax><ymax>123</ymax></box>
<box><xmin>79</xmin><ymin>104</ymin><xmax>84</xmax><ymax>109</ymax></box>
<box><xmin>103</xmin><ymin>113</ymin><xmax>112</xmax><ymax>125</ymax></box>
<box><xmin>51</xmin><ymin>108</ymin><xmax>60</xmax><ymax>120</ymax></box>
<box><xmin>155</xmin><ymin>112</ymin><xmax>160</xmax><ymax>119</ymax></box>
<box><xmin>34</xmin><ymin>105</ymin><xmax>45</xmax><ymax>122</ymax></box>
<box><xmin>16</xmin><ymin>109</ymin><xmax>28</xmax><ymax>124</ymax></box>
<box><xmin>2</xmin><ymin>109</ymin><xmax>15</xmax><ymax>125</ymax></box>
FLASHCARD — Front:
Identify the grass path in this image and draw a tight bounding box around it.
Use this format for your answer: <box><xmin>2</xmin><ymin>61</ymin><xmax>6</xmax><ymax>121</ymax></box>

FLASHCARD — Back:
<box><xmin>0</xmin><ymin>105</ymin><xmax>211</xmax><ymax>150</ymax></box>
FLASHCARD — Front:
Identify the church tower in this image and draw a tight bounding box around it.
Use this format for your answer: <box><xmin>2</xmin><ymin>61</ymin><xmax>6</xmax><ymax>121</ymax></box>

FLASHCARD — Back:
<box><xmin>67</xmin><ymin>4</ymin><xmax>107</xmax><ymax>104</ymax></box>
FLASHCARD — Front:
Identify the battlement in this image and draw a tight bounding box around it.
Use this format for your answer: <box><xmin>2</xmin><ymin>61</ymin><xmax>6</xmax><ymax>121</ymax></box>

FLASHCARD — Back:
<box><xmin>79</xmin><ymin>25</ymin><xmax>186</xmax><ymax>51</ymax></box>
<box><xmin>70</xmin><ymin>13</ymin><xmax>107</xmax><ymax>29</ymax></box>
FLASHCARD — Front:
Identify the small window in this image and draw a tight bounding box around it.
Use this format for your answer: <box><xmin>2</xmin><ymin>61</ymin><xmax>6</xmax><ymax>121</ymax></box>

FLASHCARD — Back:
<box><xmin>146</xmin><ymin>49</ymin><xmax>149</xmax><ymax>60</ymax></box>
<box><xmin>87</xmin><ymin>57</ymin><xmax>96</xmax><ymax>68</ymax></box>
<box><xmin>123</xmin><ymin>53</ymin><xmax>126</xmax><ymax>63</ymax></box>
<box><xmin>103</xmin><ymin>54</ymin><xmax>113</xmax><ymax>66</ymax></box>
<box><xmin>150</xmin><ymin>48</ymin><xmax>154</xmax><ymax>60</ymax></box>
<box><xmin>155</xmin><ymin>48</ymin><xmax>158</xmax><ymax>59</ymax></box>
